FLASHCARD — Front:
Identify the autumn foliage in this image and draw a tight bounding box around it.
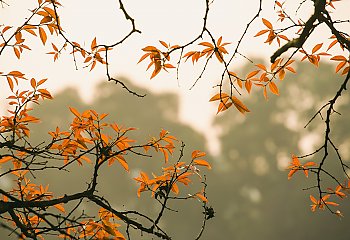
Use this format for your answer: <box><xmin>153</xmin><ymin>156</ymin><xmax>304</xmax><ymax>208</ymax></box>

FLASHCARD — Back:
<box><xmin>1</xmin><ymin>0</ymin><xmax>350</xmax><ymax>239</ymax></box>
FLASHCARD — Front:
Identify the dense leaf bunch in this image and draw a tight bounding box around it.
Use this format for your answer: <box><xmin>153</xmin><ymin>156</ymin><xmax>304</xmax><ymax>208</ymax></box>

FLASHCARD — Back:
<box><xmin>0</xmin><ymin>0</ymin><xmax>211</xmax><ymax>239</ymax></box>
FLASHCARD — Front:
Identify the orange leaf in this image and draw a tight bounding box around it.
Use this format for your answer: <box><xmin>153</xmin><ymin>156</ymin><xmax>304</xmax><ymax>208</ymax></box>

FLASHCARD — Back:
<box><xmin>288</xmin><ymin>169</ymin><xmax>298</xmax><ymax>180</ymax></box>
<box><xmin>231</xmin><ymin>96</ymin><xmax>250</xmax><ymax>114</ymax></box>
<box><xmin>342</xmin><ymin>66</ymin><xmax>349</xmax><ymax>75</ymax></box>
<box><xmin>137</xmin><ymin>53</ymin><xmax>151</xmax><ymax>63</ymax></box>
<box><xmin>0</xmin><ymin>156</ymin><xmax>13</xmax><ymax>164</ymax></box>
<box><xmin>37</xmin><ymin>78</ymin><xmax>48</xmax><ymax>86</ymax></box>
<box><xmin>6</xmin><ymin>77</ymin><xmax>14</xmax><ymax>91</ymax></box>
<box><xmin>262</xmin><ymin>18</ymin><xmax>273</xmax><ymax>29</ymax></box>
<box><xmin>278</xmin><ymin>69</ymin><xmax>286</xmax><ymax>80</ymax></box>
<box><xmin>30</xmin><ymin>78</ymin><xmax>37</xmax><ymax>88</ymax></box>
<box><xmin>37</xmin><ymin>89</ymin><xmax>53</xmax><ymax>99</ymax></box>
<box><xmin>191</xmin><ymin>150</ymin><xmax>206</xmax><ymax>159</ymax></box>
<box><xmin>217</xmin><ymin>101</ymin><xmax>232</xmax><ymax>114</ymax></box>
<box><xmin>40</xmin><ymin>16</ymin><xmax>52</xmax><ymax>24</ymax></box>
<box><xmin>327</xmin><ymin>39</ymin><xmax>338</xmax><ymax>51</ymax></box>
<box><xmin>13</xmin><ymin>47</ymin><xmax>20</xmax><ymax>59</ymax></box>
<box><xmin>310</xmin><ymin>195</ymin><xmax>318</xmax><ymax>204</ymax></box>
<box><xmin>199</xmin><ymin>42</ymin><xmax>214</xmax><ymax>48</ymax></box>
<box><xmin>236</xmin><ymin>78</ymin><xmax>243</xmax><ymax>88</ymax></box>
<box><xmin>39</xmin><ymin>27</ymin><xmax>47</xmax><ymax>45</ymax></box>
<box><xmin>8</xmin><ymin>71</ymin><xmax>24</xmax><ymax>77</ymax></box>
<box><xmin>159</xmin><ymin>40</ymin><xmax>168</xmax><ymax>48</ymax></box>
<box><xmin>171</xmin><ymin>183</ymin><xmax>179</xmax><ymax>195</ymax></box>
<box><xmin>217</xmin><ymin>36</ymin><xmax>223</xmax><ymax>46</ymax></box>
<box><xmin>194</xmin><ymin>159</ymin><xmax>211</xmax><ymax>169</ymax></box>
<box><xmin>286</xmin><ymin>66</ymin><xmax>296</xmax><ymax>73</ymax></box>
<box><xmin>163</xmin><ymin>63</ymin><xmax>175</xmax><ymax>68</ymax></box>
<box><xmin>214</xmin><ymin>51</ymin><xmax>224</xmax><ymax>63</ymax></box>
<box><xmin>54</xmin><ymin>203</ymin><xmax>65</xmax><ymax>213</ymax></box>
<box><xmin>330</xmin><ymin>55</ymin><xmax>347</xmax><ymax>61</ymax></box>
<box><xmin>245</xmin><ymin>80</ymin><xmax>252</xmax><ymax>93</ymax></box>
<box><xmin>246</xmin><ymin>70</ymin><xmax>260</xmax><ymax>79</ymax></box>
<box><xmin>255</xmin><ymin>64</ymin><xmax>267</xmax><ymax>71</ymax></box>
<box><xmin>91</xmin><ymin>37</ymin><xmax>97</xmax><ymax>50</ymax></box>
<box><xmin>209</xmin><ymin>92</ymin><xmax>229</xmax><ymax>102</ymax></box>
<box><xmin>269</xmin><ymin>82</ymin><xmax>279</xmax><ymax>95</ymax></box>
<box><xmin>196</xmin><ymin>193</ymin><xmax>208</xmax><ymax>202</ymax></box>
<box><xmin>150</xmin><ymin>66</ymin><xmax>161</xmax><ymax>79</ymax></box>
<box><xmin>69</xmin><ymin>107</ymin><xmax>80</xmax><ymax>118</ymax></box>
<box><xmin>326</xmin><ymin>201</ymin><xmax>339</xmax><ymax>207</ymax></box>
<box><xmin>117</xmin><ymin>156</ymin><xmax>129</xmax><ymax>172</ymax></box>
<box><xmin>254</xmin><ymin>29</ymin><xmax>269</xmax><ymax>37</ymax></box>
<box><xmin>263</xmin><ymin>86</ymin><xmax>268</xmax><ymax>100</ymax></box>
<box><xmin>142</xmin><ymin>46</ymin><xmax>159</xmax><ymax>52</ymax></box>
<box><xmin>335</xmin><ymin>61</ymin><xmax>346</xmax><ymax>73</ymax></box>
<box><xmin>312</xmin><ymin>43</ymin><xmax>323</xmax><ymax>54</ymax></box>
<box><xmin>2</xmin><ymin>26</ymin><xmax>12</xmax><ymax>34</ymax></box>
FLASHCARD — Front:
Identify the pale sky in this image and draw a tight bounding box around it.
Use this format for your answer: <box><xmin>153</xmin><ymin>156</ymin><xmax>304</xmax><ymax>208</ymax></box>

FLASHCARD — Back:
<box><xmin>1</xmin><ymin>0</ymin><xmax>349</xmax><ymax>154</ymax></box>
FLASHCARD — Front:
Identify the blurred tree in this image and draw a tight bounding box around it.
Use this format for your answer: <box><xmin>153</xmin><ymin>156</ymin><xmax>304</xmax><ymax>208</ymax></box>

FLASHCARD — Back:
<box><xmin>210</xmin><ymin>61</ymin><xmax>350</xmax><ymax>240</ymax></box>
<box><xmin>1</xmin><ymin>0</ymin><xmax>350</xmax><ymax>239</ymax></box>
<box><xmin>11</xmin><ymin>62</ymin><xmax>349</xmax><ymax>240</ymax></box>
